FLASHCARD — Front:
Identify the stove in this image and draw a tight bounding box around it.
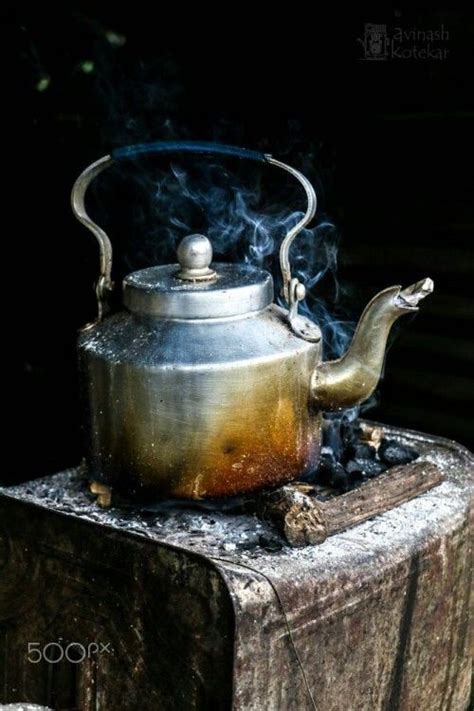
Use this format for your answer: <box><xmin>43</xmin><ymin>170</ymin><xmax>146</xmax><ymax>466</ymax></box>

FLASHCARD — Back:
<box><xmin>1</xmin><ymin>423</ymin><xmax>472</xmax><ymax>710</ymax></box>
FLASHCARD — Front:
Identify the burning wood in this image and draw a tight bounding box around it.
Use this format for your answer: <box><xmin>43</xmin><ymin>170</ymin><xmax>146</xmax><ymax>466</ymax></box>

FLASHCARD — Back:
<box><xmin>254</xmin><ymin>421</ymin><xmax>443</xmax><ymax>547</ymax></box>
<box><xmin>256</xmin><ymin>486</ymin><xmax>328</xmax><ymax>546</ymax></box>
<box><xmin>256</xmin><ymin>460</ymin><xmax>444</xmax><ymax>547</ymax></box>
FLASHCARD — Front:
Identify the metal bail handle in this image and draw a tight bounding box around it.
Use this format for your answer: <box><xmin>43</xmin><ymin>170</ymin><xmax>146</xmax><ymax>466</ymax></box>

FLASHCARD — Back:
<box><xmin>71</xmin><ymin>141</ymin><xmax>317</xmax><ymax>328</ymax></box>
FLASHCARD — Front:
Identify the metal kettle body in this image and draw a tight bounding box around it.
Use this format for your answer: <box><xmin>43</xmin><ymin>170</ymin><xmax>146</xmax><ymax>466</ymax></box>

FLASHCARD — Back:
<box><xmin>73</xmin><ymin>141</ymin><xmax>433</xmax><ymax>499</ymax></box>
<box><xmin>79</xmin><ymin>304</ymin><xmax>322</xmax><ymax>498</ymax></box>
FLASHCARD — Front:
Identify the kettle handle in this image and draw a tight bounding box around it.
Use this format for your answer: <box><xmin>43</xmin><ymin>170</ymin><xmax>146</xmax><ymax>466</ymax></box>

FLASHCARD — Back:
<box><xmin>71</xmin><ymin>141</ymin><xmax>317</xmax><ymax>322</ymax></box>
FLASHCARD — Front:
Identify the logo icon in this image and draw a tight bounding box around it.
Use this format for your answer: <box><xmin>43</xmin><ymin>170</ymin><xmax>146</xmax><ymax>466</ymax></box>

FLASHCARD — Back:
<box><xmin>359</xmin><ymin>24</ymin><xmax>389</xmax><ymax>60</ymax></box>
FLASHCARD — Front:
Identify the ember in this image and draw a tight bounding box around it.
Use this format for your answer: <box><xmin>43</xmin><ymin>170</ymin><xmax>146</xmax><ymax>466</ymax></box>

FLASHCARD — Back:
<box><xmin>315</xmin><ymin>417</ymin><xmax>419</xmax><ymax>493</ymax></box>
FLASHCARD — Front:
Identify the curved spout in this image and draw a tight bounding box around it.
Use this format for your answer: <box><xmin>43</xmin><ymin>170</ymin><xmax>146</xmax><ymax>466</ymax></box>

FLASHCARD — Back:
<box><xmin>312</xmin><ymin>278</ymin><xmax>434</xmax><ymax>411</ymax></box>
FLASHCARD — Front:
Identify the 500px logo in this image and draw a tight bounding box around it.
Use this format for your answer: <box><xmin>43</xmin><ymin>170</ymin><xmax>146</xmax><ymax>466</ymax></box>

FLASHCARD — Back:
<box><xmin>27</xmin><ymin>641</ymin><xmax>113</xmax><ymax>664</ymax></box>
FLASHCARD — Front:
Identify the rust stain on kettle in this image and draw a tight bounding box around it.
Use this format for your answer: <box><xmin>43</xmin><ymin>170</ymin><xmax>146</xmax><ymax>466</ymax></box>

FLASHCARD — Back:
<box><xmin>86</xmin><ymin>361</ymin><xmax>322</xmax><ymax>500</ymax></box>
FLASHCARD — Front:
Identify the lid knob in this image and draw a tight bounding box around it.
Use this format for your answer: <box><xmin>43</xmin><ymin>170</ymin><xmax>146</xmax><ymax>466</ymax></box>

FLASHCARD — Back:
<box><xmin>177</xmin><ymin>234</ymin><xmax>217</xmax><ymax>281</ymax></box>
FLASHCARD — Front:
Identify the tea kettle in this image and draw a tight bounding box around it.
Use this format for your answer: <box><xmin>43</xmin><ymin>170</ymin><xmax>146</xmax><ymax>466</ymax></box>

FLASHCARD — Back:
<box><xmin>72</xmin><ymin>141</ymin><xmax>433</xmax><ymax>498</ymax></box>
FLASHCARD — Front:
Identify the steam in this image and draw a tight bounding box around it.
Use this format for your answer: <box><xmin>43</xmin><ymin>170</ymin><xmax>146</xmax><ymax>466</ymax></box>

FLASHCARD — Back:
<box><xmin>111</xmin><ymin>157</ymin><xmax>355</xmax><ymax>362</ymax></box>
<box><xmin>77</xmin><ymin>24</ymin><xmax>355</xmax><ymax>361</ymax></box>
<box><xmin>123</xmin><ymin>149</ymin><xmax>364</xmax><ymax>463</ymax></box>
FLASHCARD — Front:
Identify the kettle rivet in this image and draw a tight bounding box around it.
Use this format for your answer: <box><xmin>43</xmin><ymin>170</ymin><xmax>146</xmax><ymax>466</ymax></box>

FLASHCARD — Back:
<box><xmin>295</xmin><ymin>282</ymin><xmax>306</xmax><ymax>301</ymax></box>
<box><xmin>177</xmin><ymin>234</ymin><xmax>217</xmax><ymax>281</ymax></box>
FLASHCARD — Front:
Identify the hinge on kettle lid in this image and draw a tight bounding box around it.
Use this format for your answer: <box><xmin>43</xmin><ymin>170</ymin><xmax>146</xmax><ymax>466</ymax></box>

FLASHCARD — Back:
<box><xmin>287</xmin><ymin>277</ymin><xmax>321</xmax><ymax>343</ymax></box>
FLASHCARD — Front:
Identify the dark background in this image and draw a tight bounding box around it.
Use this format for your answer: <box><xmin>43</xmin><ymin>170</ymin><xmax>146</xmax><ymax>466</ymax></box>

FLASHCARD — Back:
<box><xmin>5</xmin><ymin>7</ymin><xmax>473</xmax><ymax>485</ymax></box>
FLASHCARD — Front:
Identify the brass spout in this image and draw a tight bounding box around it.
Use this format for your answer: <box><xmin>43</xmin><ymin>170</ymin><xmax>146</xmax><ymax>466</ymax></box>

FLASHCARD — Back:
<box><xmin>311</xmin><ymin>278</ymin><xmax>434</xmax><ymax>411</ymax></box>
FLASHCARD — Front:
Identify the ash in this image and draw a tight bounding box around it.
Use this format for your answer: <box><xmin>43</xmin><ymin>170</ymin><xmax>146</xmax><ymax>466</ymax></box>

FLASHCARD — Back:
<box><xmin>1</xmin><ymin>422</ymin><xmax>472</xmax><ymax>574</ymax></box>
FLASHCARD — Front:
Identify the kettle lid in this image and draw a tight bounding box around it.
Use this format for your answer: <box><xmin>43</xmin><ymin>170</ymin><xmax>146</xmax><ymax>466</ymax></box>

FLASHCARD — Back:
<box><xmin>123</xmin><ymin>234</ymin><xmax>273</xmax><ymax>319</ymax></box>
